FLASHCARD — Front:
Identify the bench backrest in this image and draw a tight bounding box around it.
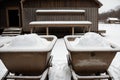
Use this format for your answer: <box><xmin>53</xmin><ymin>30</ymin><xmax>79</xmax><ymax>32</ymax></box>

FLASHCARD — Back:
<box><xmin>36</xmin><ymin>10</ymin><xmax>86</xmax><ymax>21</ymax></box>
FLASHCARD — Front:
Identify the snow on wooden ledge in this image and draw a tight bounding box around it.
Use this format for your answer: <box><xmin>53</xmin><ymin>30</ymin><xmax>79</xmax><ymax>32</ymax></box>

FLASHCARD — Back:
<box><xmin>29</xmin><ymin>21</ymin><xmax>92</xmax><ymax>25</ymax></box>
<box><xmin>36</xmin><ymin>9</ymin><xmax>85</xmax><ymax>13</ymax></box>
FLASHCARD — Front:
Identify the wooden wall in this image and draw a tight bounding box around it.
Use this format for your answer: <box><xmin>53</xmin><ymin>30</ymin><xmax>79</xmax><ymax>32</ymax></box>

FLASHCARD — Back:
<box><xmin>0</xmin><ymin>7</ymin><xmax>7</xmax><ymax>28</ymax></box>
<box><xmin>23</xmin><ymin>0</ymin><xmax>99</xmax><ymax>8</ymax></box>
<box><xmin>0</xmin><ymin>0</ymin><xmax>100</xmax><ymax>35</ymax></box>
<box><xmin>22</xmin><ymin>0</ymin><xmax>99</xmax><ymax>32</ymax></box>
<box><xmin>36</xmin><ymin>13</ymin><xmax>85</xmax><ymax>21</ymax></box>
<box><xmin>0</xmin><ymin>0</ymin><xmax>21</xmax><ymax>28</ymax></box>
<box><xmin>23</xmin><ymin>8</ymin><xmax>98</xmax><ymax>32</ymax></box>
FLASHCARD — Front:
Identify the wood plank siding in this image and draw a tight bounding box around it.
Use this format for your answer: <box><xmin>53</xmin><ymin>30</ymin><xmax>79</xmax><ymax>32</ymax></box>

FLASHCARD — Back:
<box><xmin>0</xmin><ymin>8</ymin><xmax>6</xmax><ymax>28</ymax></box>
<box><xmin>22</xmin><ymin>0</ymin><xmax>99</xmax><ymax>32</ymax></box>
<box><xmin>36</xmin><ymin>11</ymin><xmax>85</xmax><ymax>21</ymax></box>
<box><xmin>0</xmin><ymin>0</ymin><xmax>21</xmax><ymax>28</ymax></box>
<box><xmin>23</xmin><ymin>8</ymin><xmax>98</xmax><ymax>32</ymax></box>
<box><xmin>0</xmin><ymin>0</ymin><xmax>102</xmax><ymax>35</ymax></box>
<box><xmin>23</xmin><ymin>0</ymin><xmax>99</xmax><ymax>8</ymax></box>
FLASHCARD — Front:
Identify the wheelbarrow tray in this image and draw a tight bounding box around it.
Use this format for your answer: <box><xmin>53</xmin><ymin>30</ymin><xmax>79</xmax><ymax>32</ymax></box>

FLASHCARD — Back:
<box><xmin>0</xmin><ymin>35</ymin><xmax>57</xmax><ymax>75</ymax></box>
<box><xmin>64</xmin><ymin>35</ymin><xmax>120</xmax><ymax>74</ymax></box>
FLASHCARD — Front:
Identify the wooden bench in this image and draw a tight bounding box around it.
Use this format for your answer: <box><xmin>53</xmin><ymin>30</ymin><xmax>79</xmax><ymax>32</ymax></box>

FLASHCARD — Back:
<box><xmin>29</xmin><ymin>9</ymin><xmax>92</xmax><ymax>35</ymax></box>
<box><xmin>29</xmin><ymin>21</ymin><xmax>92</xmax><ymax>35</ymax></box>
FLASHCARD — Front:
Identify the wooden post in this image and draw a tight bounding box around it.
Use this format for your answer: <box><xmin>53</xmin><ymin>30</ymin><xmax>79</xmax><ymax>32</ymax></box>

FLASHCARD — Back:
<box><xmin>20</xmin><ymin>0</ymin><xmax>24</xmax><ymax>27</ymax></box>
<box><xmin>46</xmin><ymin>27</ymin><xmax>49</xmax><ymax>35</ymax></box>
<box><xmin>20</xmin><ymin>0</ymin><xmax>26</xmax><ymax>28</ymax></box>
<box><xmin>30</xmin><ymin>28</ymin><xmax>33</xmax><ymax>33</ymax></box>
<box><xmin>88</xmin><ymin>26</ymin><xmax>91</xmax><ymax>32</ymax></box>
<box><xmin>83</xmin><ymin>26</ymin><xmax>86</xmax><ymax>33</ymax></box>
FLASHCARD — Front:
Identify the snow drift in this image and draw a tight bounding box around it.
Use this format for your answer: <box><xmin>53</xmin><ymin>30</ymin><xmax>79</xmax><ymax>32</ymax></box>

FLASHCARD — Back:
<box><xmin>71</xmin><ymin>32</ymin><xmax>112</xmax><ymax>49</ymax></box>
<box><xmin>2</xmin><ymin>34</ymin><xmax>50</xmax><ymax>49</ymax></box>
<box><xmin>9</xmin><ymin>34</ymin><xmax>50</xmax><ymax>48</ymax></box>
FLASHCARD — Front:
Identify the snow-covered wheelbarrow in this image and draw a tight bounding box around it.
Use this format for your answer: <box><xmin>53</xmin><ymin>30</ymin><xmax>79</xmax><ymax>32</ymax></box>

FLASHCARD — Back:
<box><xmin>0</xmin><ymin>34</ymin><xmax>57</xmax><ymax>80</ymax></box>
<box><xmin>64</xmin><ymin>33</ymin><xmax>120</xmax><ymax>80</ymax></box>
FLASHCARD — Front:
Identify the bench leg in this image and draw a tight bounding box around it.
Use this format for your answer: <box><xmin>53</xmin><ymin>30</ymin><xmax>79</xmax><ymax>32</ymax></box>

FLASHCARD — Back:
<box><xmin>72</xmin><ymin>27</ymin><xmax>74</xmax><ymax>35</ymax></box>
<box><xmin>30</xmin><ymin>28</ymin><xmax>33</xmax><ymax>33</ymax></box>
<box><xmin>88</xmin><ymin>26</ymin><xmax>91</xmax><ymax>32</ymax></box>
<box><xmin>46</xmin><ymin>27</ymin><xmax>49</xmax><ymax>35</ymax></box>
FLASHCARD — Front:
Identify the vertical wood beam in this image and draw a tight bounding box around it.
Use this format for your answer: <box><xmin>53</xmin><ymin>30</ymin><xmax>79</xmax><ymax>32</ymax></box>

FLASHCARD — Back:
<box><xmin>20</xmin><ymin>0</ymin><xmax>24</xmax><ymax>28</ymax></box>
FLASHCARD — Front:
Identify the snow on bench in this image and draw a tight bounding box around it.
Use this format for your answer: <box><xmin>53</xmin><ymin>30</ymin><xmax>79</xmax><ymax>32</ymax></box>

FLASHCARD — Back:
<box><xmin>36</xmin><ymin>9</ymin><xmax>85</xmax><ymax>13</ymax></box>
<box><xmin>29</xmin><ymin>21</ymin><xmax>92</xmax><ymax>35</ymax></box>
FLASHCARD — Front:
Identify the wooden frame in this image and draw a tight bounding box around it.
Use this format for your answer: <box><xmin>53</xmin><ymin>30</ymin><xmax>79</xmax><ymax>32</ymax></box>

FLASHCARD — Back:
<box><xmin>6</xmin><ymin>7</ymin><xmax>21</xmax><ymax>27</ymax></box>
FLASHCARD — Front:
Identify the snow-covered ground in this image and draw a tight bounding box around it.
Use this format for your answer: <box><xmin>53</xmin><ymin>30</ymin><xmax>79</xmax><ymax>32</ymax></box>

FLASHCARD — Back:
<box><xmin>49</xmin><ymin>23</ymin><xmax>120</xmax><ymax>80</ymax></box>
<box><xmin>99</xmin><ymin>23</ymin><xmax>120</xmax><ymax>80</ymax></box>
<box><xmin>49</xmin><ymin>39</ymin><xmax>71</xmax><ymax>80</ymax></box>
<box><xmin>0</xmin><ymin>23</ymin><xmax>120</xmax><ymax>80</ymax></box>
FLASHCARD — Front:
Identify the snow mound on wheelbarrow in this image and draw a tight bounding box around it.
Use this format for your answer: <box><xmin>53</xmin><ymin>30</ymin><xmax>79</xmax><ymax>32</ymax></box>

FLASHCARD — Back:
<box><xmin>72</xmin><ymin>32</ymin><xmax>111</xmax><ymax>48</ymax></box>
<box><xmin>8</xmin><ymin>34</ymin><xmax>50</xmax><ymax>48</ymax></box>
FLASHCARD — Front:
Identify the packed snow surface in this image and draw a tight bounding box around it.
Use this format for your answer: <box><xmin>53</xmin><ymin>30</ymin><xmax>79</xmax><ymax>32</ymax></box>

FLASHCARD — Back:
<box><xmin>0</xmin><ymin>60</ymin><xmax>8</xmax><ymax>80</ymax></box>
<box><xmin>71</xmin><ymin>32</ymin><xmax>111</xmax><ymax>49</ymax></box>
<box><xmin>0</xmin><ymin>36</ymin><xmax>14</xmax><ymax>47</ymax></box>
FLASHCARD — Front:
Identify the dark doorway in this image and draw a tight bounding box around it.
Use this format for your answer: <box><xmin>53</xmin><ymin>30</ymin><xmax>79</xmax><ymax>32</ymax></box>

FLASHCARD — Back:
<box><xmin>8</xmin><ymin>10</ymin><xmax>19</xmax><ymax>27</ymax></box>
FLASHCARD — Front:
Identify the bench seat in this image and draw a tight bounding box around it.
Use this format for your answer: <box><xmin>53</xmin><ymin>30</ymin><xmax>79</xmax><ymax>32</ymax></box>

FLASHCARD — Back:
<box><xmin>29</xmin><ymin>21</ymin><xmax>92</xmax><ymax>35</ymax></box>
